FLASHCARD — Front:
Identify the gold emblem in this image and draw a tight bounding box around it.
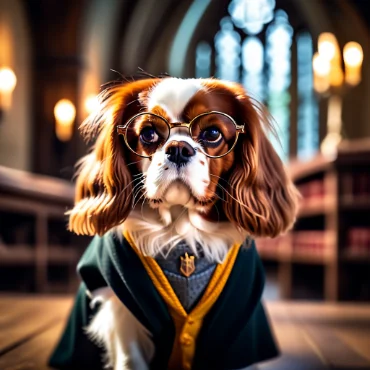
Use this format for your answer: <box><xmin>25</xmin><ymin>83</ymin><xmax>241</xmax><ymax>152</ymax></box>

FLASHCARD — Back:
<box><xmin>180</xmin><ymin>253</ymin><xmax>195</xmax><ymax>277</ymax></box>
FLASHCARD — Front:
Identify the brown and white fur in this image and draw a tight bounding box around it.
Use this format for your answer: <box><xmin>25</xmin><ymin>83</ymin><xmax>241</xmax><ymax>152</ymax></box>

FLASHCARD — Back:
<box><xmin>68</xmin><ymin>77</ymin><xmax>299</xmax><ymax>369</ymax></box>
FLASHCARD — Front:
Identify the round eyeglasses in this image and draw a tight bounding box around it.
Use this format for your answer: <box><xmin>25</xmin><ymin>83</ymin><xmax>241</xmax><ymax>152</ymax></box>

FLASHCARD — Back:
<box><xmin>117</xmin><ymin>111</ymin><xmax>245</xmax><ymax>158</ymax></box>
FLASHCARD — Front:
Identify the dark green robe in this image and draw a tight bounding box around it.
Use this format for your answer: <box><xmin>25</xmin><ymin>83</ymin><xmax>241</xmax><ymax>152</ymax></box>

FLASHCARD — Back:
<box><xmin>49</xmin><ymin>232</ymin><xmax>279</xmax><ymax>370</ymax></box>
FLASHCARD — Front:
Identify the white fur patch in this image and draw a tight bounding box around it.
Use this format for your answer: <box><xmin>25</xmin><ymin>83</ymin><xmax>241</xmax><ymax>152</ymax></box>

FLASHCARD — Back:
<box><xmin>123</xmin><ymin>208</ymin><xmax>246</xmax><ymax>263</ymax></box>
<box><xmin>148</xmin><ymin>78</ymin><xmax>202</xmax><ymax>121</ymax></box>
<box><xmin>86</xmin><ymin>287</ymin><xmax>154</xmax><ymax>370</ymax></box>
<box><xmin>164</xmin><ymin>180</ymin><xmax>191</xmax><ymax>205</ymax></box>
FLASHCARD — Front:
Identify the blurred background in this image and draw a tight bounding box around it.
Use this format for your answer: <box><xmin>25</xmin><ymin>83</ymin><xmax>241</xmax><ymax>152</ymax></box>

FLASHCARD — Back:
<box><xmin>0</xmin><ymin>0</ymin><xmax>369</xmax><ymax>301</ymax></box>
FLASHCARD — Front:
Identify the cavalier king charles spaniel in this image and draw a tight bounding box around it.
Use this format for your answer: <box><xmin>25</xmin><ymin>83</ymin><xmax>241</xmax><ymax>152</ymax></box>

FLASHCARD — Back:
<box><xmin>61</xmin><ymin>77</ymin><xmax>298</xmax><ymax>370</ymax></box>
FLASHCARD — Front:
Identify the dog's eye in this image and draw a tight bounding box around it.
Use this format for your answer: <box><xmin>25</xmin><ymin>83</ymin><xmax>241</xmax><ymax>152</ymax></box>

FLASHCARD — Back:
<box><xmin>200</xmin><ymin>127</ymin><xmax>222</xmax><ymax>143</ymax></box>
<box><xmin>140</xmin><ymin>127</ymin><xmax>159</xmax><ymax>144</ymax></box>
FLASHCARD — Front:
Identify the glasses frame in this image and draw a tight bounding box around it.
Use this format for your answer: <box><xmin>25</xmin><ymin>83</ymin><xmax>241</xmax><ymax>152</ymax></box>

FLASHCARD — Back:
<box><xmin>117</xmin><ymin>110</ymin><xmax>245</xmax><ymax>158</ymax></box>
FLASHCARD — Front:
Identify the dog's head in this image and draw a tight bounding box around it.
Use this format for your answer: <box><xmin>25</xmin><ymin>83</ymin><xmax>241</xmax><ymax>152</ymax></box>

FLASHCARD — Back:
<box><xmin>69</xmin><ymin>77</ymin><xmax>298</xmax><ymax>244</ymax></box>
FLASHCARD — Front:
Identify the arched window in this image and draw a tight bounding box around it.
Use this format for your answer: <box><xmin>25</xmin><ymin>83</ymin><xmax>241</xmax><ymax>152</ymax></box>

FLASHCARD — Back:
<box><xmin>265</xmin><ymin>10</ymin><xmax>293</xmax><ymax>162</ymax></box>
<box><xmin>242</xmin><ymin>37</ymin><xmax>265</xmax><ymax>101</ymax></box>
<box><xmin>214</xmin><ymin>17</ymin><xmax>241</xmax><ymax>82</ymax></box>
<box><xmin>297</xmin><ymin>32</ymin><xmax>319</xmax><ymax>160</ymax></box>
<box><xmin>195</xmin><ymin>42</ymin><xmax>212</xmax><ymax>78</ymax></box>
<box><xmin>195</xmin><ymin>1</ymin><xmax>319</xmax><ymax>161</ymax></box>
<box><xmin>228</xmin><ymin>0</ymin><xmax>275</xmax><ymax>35</ymax></box>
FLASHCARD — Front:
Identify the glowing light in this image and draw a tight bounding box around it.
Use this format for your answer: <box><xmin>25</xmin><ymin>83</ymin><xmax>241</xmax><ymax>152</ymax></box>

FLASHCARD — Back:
<box><xmin>343</xmin><ymin>41</ymin><xmax>363</xmax><ymax>86</ymax></box>
<box><xmin>321</xmin><ymin>132</ymin><xmax>341</xmax><ymax>159</ymax></box>
<box><xmin>85</xmin><ymin>94</ymin><xmax>99</xmax><ymax>114</ymax></box>
<box><xmin>54</xmin><ymin>99</ymin><xmax>76</xmax><ymax>141</ymax></box>
<box><xmin>0</xmin><ymin>68</ymin><xmax>17</xmax><ymax>93</ymax></box>
<box><xmin>343</xmin><ymin>42</ymin><xmax>363</xmax><ymax>68</ymax></box>
<box><xmin>329</xmin><ymin>64</ymin><xmax>344</xmax><ymax>87</ymax></box>
<box><xmin>318</xmin><ymin>33</ymin><xmax>338</xmax><ymax>62</ymax></box>
<box><xmin>313</xmin><ymin>52</ymin><xmax>330</xmax><ymax>77</ymax></box>
<box><xmin>0</xmin><ymin>67</ymin><xmax>17</xmax><ymax>110</ymax></box>
<box><xmin>321</xmin><ymin>95</ymin><xmax>343</xmax><ymax>159</ymax></box>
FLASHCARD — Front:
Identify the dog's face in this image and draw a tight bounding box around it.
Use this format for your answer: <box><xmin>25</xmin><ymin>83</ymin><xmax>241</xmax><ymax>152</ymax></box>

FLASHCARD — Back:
<box><xmin>70</xmin><ymin>77</ymin><xmax>298</xmax><ymax>242</ymax></box>
<box><xmin>127</xmin><ymin>79</ymin><xmax>240</xmax><ymax>214</ymax></box>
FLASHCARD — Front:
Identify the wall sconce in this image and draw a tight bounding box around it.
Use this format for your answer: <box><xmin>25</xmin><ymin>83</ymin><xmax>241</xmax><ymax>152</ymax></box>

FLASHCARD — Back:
<box><xmin>0</xmin><ymin>67</ymin><xmax>17</xmax><ymax>122</ymax></box>
<box><xmin>313</xmin><ymin>33</ymin><xmax>363</xmax><ymax>158</ymax></box>
<box><xmin>84</xmin><ymin>94</ymin><xmax>99</xmax><ymax>115</ymax></box>
<box><xmin>54</xmin><ymin>99</ymin><xmax>76</xmax><ymax>142</ymax></box>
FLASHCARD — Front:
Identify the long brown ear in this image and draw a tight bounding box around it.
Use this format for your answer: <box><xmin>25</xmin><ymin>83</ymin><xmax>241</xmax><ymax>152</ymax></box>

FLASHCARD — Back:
<box><xmin>68</xmin><ymin>79</ymin><xmax>159</xmax><ymax>235</ymax></box>
<box><xmin>223</xmin><ymin>87</ymin><xmax>299</xmax><ymax>237</ymax></box>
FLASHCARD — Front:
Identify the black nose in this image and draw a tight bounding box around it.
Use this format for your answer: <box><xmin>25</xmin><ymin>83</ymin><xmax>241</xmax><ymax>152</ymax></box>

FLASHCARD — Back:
<box><xmin>165</xmin><ymin>141</ymin><xmax>196</xmax><ymax>166</ymax></box>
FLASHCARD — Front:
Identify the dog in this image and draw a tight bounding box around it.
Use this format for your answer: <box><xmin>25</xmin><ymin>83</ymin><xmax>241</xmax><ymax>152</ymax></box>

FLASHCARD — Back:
<box><xmin>50</xmin><ymin>77</ymin><xmax>298</xmax><ymax>370</ymax></box>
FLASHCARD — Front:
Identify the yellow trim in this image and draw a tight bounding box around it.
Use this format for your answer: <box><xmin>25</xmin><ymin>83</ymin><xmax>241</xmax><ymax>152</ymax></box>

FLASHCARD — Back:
<box><xmin>123</xmin><ymin>230</ymin><xmax>241</xmax><ymax>370</ymax></box>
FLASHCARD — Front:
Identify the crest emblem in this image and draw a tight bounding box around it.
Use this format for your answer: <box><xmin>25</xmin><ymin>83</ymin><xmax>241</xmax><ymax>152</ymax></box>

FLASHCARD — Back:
<box><xmin>180</xmin><ymin>253</ymin><xmax>195</xmax><ymax>277</ymax></box>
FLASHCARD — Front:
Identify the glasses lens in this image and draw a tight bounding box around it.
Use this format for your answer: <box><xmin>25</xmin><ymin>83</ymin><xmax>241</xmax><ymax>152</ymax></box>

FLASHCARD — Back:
<box><xmin>125</xmin><ymin>113</ymin><xmax>170</xmax><ymax>157</ymax></box>
<box><xmin>190</xmin><ymin>112</ymin><xmax>237</xmax><ymax>157</ymax></box>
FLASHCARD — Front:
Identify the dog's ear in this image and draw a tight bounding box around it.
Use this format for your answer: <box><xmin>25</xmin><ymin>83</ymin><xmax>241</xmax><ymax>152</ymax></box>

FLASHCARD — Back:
<box><xmin>68</xmin><ymin>79</ymin><xmax>159</xmax><ymax>235</ymax></box>
<box><xmin>223</xmin><ymin>86</ymin><xmax>299</xmax><ymax>237</ymax></box>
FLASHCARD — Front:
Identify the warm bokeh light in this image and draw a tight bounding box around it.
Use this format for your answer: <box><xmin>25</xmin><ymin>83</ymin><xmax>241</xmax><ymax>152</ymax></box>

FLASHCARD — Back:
<box><xmin>343</xmin><ymin>41</ymin><xmax>363</xmax><ymax>86</ymax></box>
<box><xmin>0</xmin><ymin>67</ymin><xmax>17</xmax><ymax>110</ymax></box>
<box><xmin>314</xmin><ymin>76</ymin><xmax>330</xmax><ymax>93</ymax></box>
<box><xmin>54</xmin><ymin>99</ymin><xmax>76</xmax><ymax>125</ymax></box>
<box><xmin>315</xmin><ymin>34</ymin><xmax>363</xmax><ymax>89</ymax></box>
<box><xmin>329</xmin><ymin>64</ymin><xmax>344</xmax><ymax>87</ymax></box>
<box><xmin>318</xmin><ymin>32</ymin><xmax>338</xmax><ymax>62</ymax></box>
<box><xmin>313</xmin><ymin>52</ymin><xmax>330</xmax><ymax>93</ymax></box>
<box><xmin>84</xmin><ymin>94</ymin><xmax>99</xmax><ymax>114</ymax></box>
<box><xmin>343</xmin><ymin>42</ymin><xmax>363</xmax><ymax>68</ymax></box>
<box><xmin>54</xmin><ymin>99</ymin><xmax>76</xmax><ymax>141</ymax></box>
<box><xmin>320</xmin><ymin>132</ymin><xmax>342</xmax><ymax>159</ymax></box>
<box><xmin>317</xmin><ymin>32</ymin><xmax>344</xmax><ymax>89</ymax></box>
<box><xmin>0</xmin><ymin>67</ymin><xmax>17</xmax><ymax>93</ymax></box>
<box><xmin>312</xmin><ymin>52</ymin><xmax>330</xmax><ymax>77</ymax></box>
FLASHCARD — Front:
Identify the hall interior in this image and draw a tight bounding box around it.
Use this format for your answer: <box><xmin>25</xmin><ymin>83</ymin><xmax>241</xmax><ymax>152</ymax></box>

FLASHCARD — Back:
<box><xmin>1</xmin><ymin>0</ymin><xmax>370</xmax><ymax>301</ymax></box>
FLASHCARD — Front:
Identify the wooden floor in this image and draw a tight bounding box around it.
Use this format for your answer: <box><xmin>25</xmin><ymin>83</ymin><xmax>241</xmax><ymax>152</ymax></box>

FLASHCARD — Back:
<box><xmin>0</xmin><ymin>296</ymin><xmax>369</xmax><ymax>370</ymax></box>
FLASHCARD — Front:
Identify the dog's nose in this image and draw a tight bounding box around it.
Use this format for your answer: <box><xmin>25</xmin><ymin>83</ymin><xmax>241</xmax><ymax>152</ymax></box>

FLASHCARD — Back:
<box><xmin>165</xmin><ymin>141</ymin><xmax>196</xmax><ymax>166</ymax></box>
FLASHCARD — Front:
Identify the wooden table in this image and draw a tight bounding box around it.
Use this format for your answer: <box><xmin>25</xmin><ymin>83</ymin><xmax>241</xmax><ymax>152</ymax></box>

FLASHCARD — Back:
<box><xmin>0</xmin><ymin>296</ymin><xmax>369</xmax><ymax>370</ymax></box>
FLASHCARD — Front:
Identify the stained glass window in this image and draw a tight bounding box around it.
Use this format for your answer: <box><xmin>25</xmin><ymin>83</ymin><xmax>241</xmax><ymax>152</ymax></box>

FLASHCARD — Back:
<box><xmin>202</xmin><ymin>3</ymin><xmax>319</xmax><ymax>161</ymax></box>
<box><xmin>214</xmin><ymin>17</ymin><xmax>241</xmax><ymax>82</ymax></box>
<box><xmin>195</xmin><ymin>42</ymin><xmax>212</xmax><ymax>78</ymax></box>
<box><xmin>297</xmin><ymin>32</ymin><xmax>319</xmax><ymax>160</ymax></box>
<box><xmin>242</xmin><ymin>36</ymin><xmax>265</xmax><ymax>100</ymax></box>
<box><xmin>229</xmin><ymin>0</ymin><xmax>275</xmax><ymax>35</ymax></box>
<box><xmin>265</xmin><ymin>10</ymin><xmax>293</xmax><ymax>162</ymax></box>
